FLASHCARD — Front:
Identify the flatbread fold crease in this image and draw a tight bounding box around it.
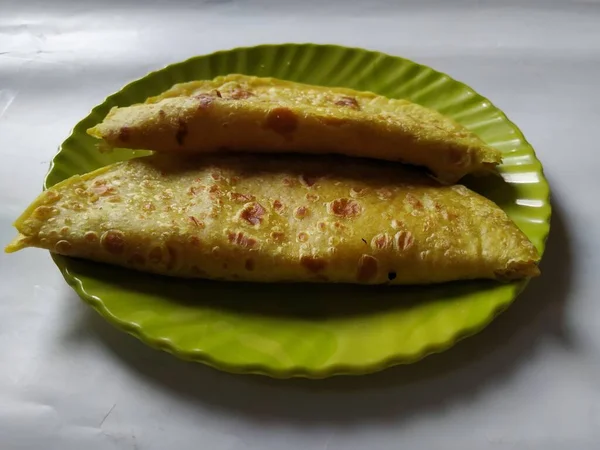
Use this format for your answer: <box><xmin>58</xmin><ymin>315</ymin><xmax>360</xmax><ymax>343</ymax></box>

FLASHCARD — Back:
<box><xmin>87</xmin><ymin>74</ymin><xmax>502</xmax><ymax>183</ymax></box>
<box><xmin>6</xmin><ymin>154</ymin><xmax>539</xmax><ymax>284</ymax></box>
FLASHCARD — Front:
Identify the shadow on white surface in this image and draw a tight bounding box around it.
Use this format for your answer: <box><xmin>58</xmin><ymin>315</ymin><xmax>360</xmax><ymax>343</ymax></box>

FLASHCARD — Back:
<box><xmin>59</xmin><ymin>190</ymin><xmax>569</xmax><ymax>424</ymax></box>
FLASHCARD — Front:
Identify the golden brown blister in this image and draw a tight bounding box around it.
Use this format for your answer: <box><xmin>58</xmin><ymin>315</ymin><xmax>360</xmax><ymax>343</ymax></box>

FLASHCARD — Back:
<box><xmin>87</xmin><ymin>74</ymin><xmax>502</xmax><ymax>183</ymax></box>
<box><xmin>6</xmin><ymin>154</ymin><xmax>538</xmax><ymax>284</ymax></box>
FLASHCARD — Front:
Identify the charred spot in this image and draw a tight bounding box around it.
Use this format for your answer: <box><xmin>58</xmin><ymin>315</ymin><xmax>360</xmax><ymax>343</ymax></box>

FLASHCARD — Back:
<box><xmin>334</xmin><ymin>96</ymin><xmax>360</xmax><ymax>109</ymax></box>
<box><xmin>357</xmin><ymin>254</ymin><xmax>379</xmax><ymax>282</ymax></box>
<box><xmin>245</xmin><ymin>258</ymin><xmax>256</xmax><ymax>271</ymax></box>
<box><xmin>215</xmin><ymin>90</ymin><xmax>222</xmax><ymax>98</ymax></box>
<box><xmin>158</xmin><ymin>109</ymin><xmax>166</xmax><ymax>119</ymax></box>
<box><xmin>101</xmin><ymin>230</ymin><xmax>126</xmax><ymax>255</ymax></box>
<box><xmin>176</xmin><ymin>119</ymin><xmax>188</xmax><ymax>146</ymax></box>
<box><xmin>387</xmin><ymin>271</ymin><xmax>397</xmax><ymax>281</ymax></box>
<box><xmin>361</xmin><ymin>238</ymin><xmax>367</xmax><ymax>245</ymax></box>
<box><xmin>118</xmin><ymin>126</ymin><xmax>131</xmax><ymax>142</ymax></box>
<box><xmin>239</xmin><ymin>202</ymin><xmax>266</xmax><ymax>226</ymax></box>
<box><xmin>265</xmin><ymin>107</ymin><xmax>298</xmax><ymax>136</ymax></box>
<box><xmin>328</xmin><ymin>198</ymin><xmax>362</xmax><ymax>218</ymax></box>
<box><xmin>300</xmin><ymin>255</ymin><xmax>327</xmax><ymax>273</ymax></box>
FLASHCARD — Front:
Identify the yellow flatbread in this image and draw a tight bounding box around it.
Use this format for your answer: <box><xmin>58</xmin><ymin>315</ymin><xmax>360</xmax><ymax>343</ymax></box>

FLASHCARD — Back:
<box><xmin>6</xmin><ymin>154</ymin><xmax>538</xmax><ymax>284</ymax></box>
<box><xmin>87</xmin><ymin>74</ymin><xmax>502</xmax><ymax>183</ymax></box>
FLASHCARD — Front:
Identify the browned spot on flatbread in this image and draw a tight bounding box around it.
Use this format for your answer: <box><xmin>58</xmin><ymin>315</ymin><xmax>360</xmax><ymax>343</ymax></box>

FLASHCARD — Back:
<box><xmin>270</xmin><ymin>231</ymin><xmax>285</xmax><ymax>241</ymax></box>
<box><xmin>297</xmin><ymin>232</ymin><xmax>309</xmax><ymax>242</ymax></box>
<box><xmin>334</xmin><ymin>96</ymin><xmax>360</xmax><ymax>110</ymax></box>
<box><xmin>239</xmin><ymin>202</ymin><xmax>266</xmax><ymax>226</ymax></box>
<box><xmin>395</xmin><ymin>231</ymin><xmax>414</xmax><ymax>251</ymax></box>
<box><xmin>229</xmin><ymin>192</ymin><xmax>255</xmax><ymax>203</ymax></box>
<box><xmin>189</xmin><ymin>216</ymin><xmax>204</xmax><ymax>228</ymax></box>
<box><xmin>406</xmin><ymin>193</ymin><xmax>423</xmax><ymax>209</ymax></box>
<box><xmin>227</xmin><ymin>231</ymin><xmax>258</xmax><ymax>248</ymax></box>
<box><xmin>272</xmin><ymin>199</ymin><xmax>285</xmax><ymax>213</ymax></box>
<box><xmin>371</xmin><ymin>233</ymin><xmax>392</xmax><ymax>250</ymax></box>
<box><xmin>357</xmin><ymin>254</ymin><xmax>378</xmax><ymax>282</ymax></box>
<box><xmin>294</xmin><ymin>206</ymin><xmax>309</xmax><ymax>220</ymax></box>
<box><xmin>265</xmin><ymin>107</ymin><xmax>298</xmax><ymax>136</ymax></box>
<box><xmin>328</xmin><ymin>198</ymin><xmax>362</xmax><ymax>218</ymax></box>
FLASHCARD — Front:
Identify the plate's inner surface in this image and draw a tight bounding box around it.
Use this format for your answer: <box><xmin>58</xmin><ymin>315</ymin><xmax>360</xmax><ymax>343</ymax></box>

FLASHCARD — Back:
<box><xmin>47</xmin><ymin>44</ymin><xmax>550</xmax><ymax>377</ymax></box>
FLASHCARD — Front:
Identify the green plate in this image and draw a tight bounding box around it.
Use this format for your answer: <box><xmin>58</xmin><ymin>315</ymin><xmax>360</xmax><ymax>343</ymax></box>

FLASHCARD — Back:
<box><xmin>45</xmin><ymin>44</ymin><xmax>550</xmax><ymax>378</ymax></box>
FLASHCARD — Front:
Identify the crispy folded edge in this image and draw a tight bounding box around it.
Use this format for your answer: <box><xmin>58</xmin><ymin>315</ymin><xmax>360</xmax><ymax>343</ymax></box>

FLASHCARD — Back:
<box><xmin>5</xmin><ymin>166</ymin><xmax>113</xmax><ymax>254</ymax></box>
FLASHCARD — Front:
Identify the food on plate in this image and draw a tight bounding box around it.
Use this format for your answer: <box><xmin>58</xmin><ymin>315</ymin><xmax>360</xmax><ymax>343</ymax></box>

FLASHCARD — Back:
<box><xmin>87</xmin><ymin>74</ymin><xmax>502</xmax><ymax>183</ymax></box>
<box><xmin>6</xmin><ymin>153</ymin><xmax>539</xmax><ymax>284</ymax></box>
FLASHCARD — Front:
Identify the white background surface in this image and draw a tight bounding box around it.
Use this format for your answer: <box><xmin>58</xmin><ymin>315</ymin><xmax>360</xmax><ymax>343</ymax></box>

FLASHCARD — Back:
<box><xmin>1</xmin><ymin>0</ymin><xmax>599</xmax><ymax>449</ymax></box>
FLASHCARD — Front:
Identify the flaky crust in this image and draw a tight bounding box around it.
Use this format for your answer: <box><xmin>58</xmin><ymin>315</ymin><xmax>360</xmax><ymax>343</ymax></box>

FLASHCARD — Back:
<box><xmin>88</xmin><ymin>74</ymin><xmax>502</xmax><ymax>183</ymax></box>
<box><xmin>6</xmin><ymin>154</ymin><xmax>538</xmax><ymax>284</ymax></box>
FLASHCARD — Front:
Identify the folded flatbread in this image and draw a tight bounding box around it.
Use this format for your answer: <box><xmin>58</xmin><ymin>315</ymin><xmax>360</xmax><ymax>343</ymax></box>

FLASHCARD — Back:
<box><xmin>6</xmin><ymin>154</ymin><xmax>538</xmax><ymax>284</ymax></box>
<box><xmin>87</xmin><ymin>74</ymin><xmax>502</xmax><ymax>183</ymax></box>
